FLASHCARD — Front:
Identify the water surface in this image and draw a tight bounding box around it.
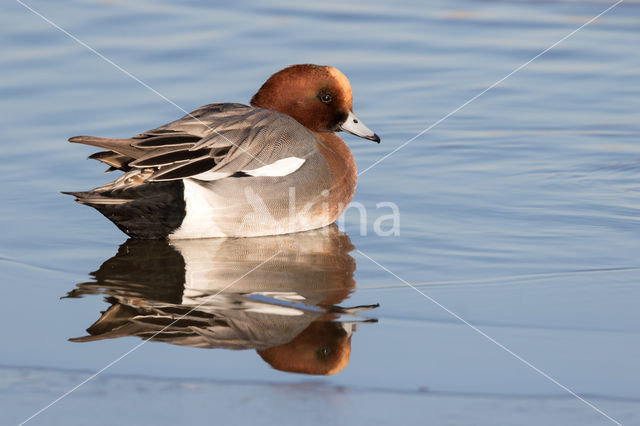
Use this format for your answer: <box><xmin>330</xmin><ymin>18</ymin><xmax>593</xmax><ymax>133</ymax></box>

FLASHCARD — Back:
<box><xmin>1</xmin><ymin>0</ymin><xmax>639</xmax><ymax>425</ymax></box>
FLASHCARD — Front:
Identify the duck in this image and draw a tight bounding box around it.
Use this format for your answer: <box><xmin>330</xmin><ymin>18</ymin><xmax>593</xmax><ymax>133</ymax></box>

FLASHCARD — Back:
<box><xmin>65</xmin><ymin>64</ymin><xmax>380</xmax><ymax>239</ymax></box>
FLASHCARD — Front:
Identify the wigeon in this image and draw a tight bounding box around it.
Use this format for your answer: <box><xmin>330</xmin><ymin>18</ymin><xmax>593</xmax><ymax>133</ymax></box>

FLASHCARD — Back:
<box><xmin>65</xmin><ymin>64</ymin><xmax>379</xmax><ymax>238</ymax></box>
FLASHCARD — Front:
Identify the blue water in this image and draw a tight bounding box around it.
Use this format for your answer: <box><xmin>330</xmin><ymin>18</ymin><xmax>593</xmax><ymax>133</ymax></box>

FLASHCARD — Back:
<box><xmin>2</xmin><ymin>0</ymin><xmax>639</xmax><ymax>425</ymax></box>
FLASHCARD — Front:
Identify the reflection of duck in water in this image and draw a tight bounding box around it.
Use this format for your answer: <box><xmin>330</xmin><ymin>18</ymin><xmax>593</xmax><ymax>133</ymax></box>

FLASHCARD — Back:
<box><xmin>66</xmin><ymin>226</ymin><xmax>377</xmax><ymax>375</ymax></box>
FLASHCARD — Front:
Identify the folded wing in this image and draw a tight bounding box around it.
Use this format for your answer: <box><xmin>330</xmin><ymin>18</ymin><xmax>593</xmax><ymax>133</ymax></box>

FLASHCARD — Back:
<box><xmin>69</xmin><ymin>103</ymin><xmax>316</xmax><ymax>183</ymax></box>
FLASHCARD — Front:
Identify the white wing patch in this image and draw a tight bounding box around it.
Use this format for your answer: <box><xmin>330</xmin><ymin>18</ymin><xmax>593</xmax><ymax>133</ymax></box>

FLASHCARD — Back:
<box><xmin>242</xmin><ymin>157</ymin><xmax>305</xmax><ymax>177</ymax></box>
<box><xmin>191</xmin><ymin>170</ymin><xmax>233</xmax><ymax>181</ymax></box>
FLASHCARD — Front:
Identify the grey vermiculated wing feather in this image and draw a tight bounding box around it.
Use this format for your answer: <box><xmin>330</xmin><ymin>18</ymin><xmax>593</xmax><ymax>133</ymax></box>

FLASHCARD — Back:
<box><xmin>69</xmin><ymin>136</ymin><xmax>144</xmax><ymax>159</ymax></box>
<box><xmin>130</xmin><ymin>148</ymin><xmax>211</xmax><ymax>168</ymax></box>
<box><xmin>129</xmin><ymin>106</ymin><xmax>318</xmax><ymax>182</ymax></box>
<box><xmin>88</xmin><ymin>151</ymin><xmax>133</xmax><ymax>171</ymax></box>
<box><xmin>134</xmin><ymin>103</ymin><xmax>254</xmax><ymax>141</ymax></box>
<box><xmin>196</xmin><ymin>110</ymin><xmax>317</xmax><ymax>172</ymax></box>
<box><xmin>151</xmin><ymin>158</ymin><xmax>217</xmax><ymax>181</ymax></box>
<box><xmin>73</xmin><ymin>103</ymin><xmax>319</xmax><ymax>182</ymax></box>
<box><xmin>69</xmin><ymin>104</ymin><xmax>255</xmax><ymax>161</ymax></box>
<box><xmin>132</xmin><ymin>134</ymin><xmax>202</xmax><ymax>149</ymax></box>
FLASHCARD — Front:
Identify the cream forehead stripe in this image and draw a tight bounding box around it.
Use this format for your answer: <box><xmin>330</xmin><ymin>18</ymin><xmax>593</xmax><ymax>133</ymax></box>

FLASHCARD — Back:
<box><xmin>327</xmin><ymin>67</ymin><xmax>353</xmax><ymax>100</ymax></box>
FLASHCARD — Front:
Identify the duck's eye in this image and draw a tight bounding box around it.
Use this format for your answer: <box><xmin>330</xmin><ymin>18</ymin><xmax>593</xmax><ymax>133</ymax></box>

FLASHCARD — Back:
<box><xmin>320</xmin><ymin>93</ymin><xmax>333</xmax><ymax>104</ymax></box>
<box><xmin>316</xmin><ymin>346</ymin><xmax>332</xmax><ymax>361</ymax></box>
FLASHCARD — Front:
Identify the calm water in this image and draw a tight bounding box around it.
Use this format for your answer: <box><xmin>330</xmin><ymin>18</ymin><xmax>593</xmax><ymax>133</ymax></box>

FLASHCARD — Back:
<box><xmin>2</xmin><ymin>0</ymin><xmax>640</xmax><ymax>425</ymax></box>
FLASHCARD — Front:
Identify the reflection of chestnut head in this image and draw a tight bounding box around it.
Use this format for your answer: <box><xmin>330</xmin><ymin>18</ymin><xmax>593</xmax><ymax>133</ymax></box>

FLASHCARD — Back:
<box><xmin>257</xmin><ymin>321</ymin><xmax>352</xmax><ymax>376</ymax></box>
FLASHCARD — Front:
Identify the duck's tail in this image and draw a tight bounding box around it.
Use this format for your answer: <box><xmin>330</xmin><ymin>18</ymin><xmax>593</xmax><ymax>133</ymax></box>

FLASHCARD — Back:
<box><xmin>62</xmin><ymin>180</ymin><xmax>186</xmax><ymax>239</ymax></box>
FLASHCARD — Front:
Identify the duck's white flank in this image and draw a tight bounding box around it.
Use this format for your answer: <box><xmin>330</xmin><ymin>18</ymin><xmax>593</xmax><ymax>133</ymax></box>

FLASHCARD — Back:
<box><xmin>170</xmin><ymin>179</ymin><xmax>228</xmax><ymax>239</ymax></box>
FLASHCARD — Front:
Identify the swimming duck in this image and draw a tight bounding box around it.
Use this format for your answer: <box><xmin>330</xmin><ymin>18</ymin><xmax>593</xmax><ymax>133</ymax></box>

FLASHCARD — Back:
<box><xmin>66</xmin><ymin>64</ymin><xmax>379</xmax><ymax>239</ymax></box>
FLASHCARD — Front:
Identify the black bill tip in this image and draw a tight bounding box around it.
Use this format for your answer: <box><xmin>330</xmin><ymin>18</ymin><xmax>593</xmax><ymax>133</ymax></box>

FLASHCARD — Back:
<box><xmin>367</xmin><ymin>133</ymin><xmax>381</xmax><ymax>143</ymax></box>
